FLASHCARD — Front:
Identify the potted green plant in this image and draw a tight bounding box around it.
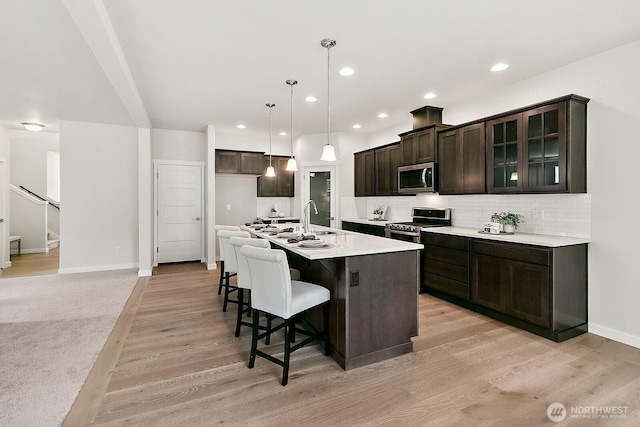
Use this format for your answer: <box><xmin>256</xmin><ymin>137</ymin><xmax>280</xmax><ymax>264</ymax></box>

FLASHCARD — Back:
<box><xmin>498</xmin><ymin>211</ymin><xmax>524</xmax><ymax>233</ymax></box>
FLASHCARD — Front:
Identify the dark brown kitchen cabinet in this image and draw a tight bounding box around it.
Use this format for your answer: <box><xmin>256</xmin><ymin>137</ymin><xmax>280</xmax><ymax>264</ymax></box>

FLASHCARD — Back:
<box><xmin>469</xmin><ymin>239</ymin><xmax>587</xmax><ymax>341</ymax></box>
<box><xmin>399</xmin><ymin>124</ymin><xmax>448</xmax><ymax>166</ymax></box>
<box><xmin>215</xmin><ymin>149</ymin><xmax>264</xmax><ymax>175</ymax></box>
<box><xmin>341</xmin><ymin>221</ymin><xmax>385</xmax><ymax>237</ymax></box>
<box><xmin>422</xmin><ymin>233</ymin><xmax>470</xmax><ymax>298</ymax></box>
<box><xmin>486</xmin><ymin>95</ymin><xmax>588</xmax><ymax>194</ymax></box>
<box><xmin>437</xmin><ymin>123</ymin><xmax>486</xmax><ymax>194</ymax></box>
<box><xmin>486</xmin><ymin>113</ymin><xmax>523</xmax><ymax>193</ymax></box>
<box><xmin>354</xmin><ymin>149</ymin><xmax>376</xmax><ymax>197</ymax></box>
<box><xmin>257</xmin><ymin>156</ymin><xmax>294</xmax><ymax>197</ymax></box>
<box><xmin>375</xmin><ymin>142</ymin><xmax>400</xmax><ymax>195</ymax></box>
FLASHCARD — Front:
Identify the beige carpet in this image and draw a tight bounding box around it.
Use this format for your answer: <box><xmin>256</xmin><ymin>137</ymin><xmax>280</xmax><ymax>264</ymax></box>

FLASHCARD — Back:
<box><xmin>0</xmin><ymin>269</ymin><xmax>139</xmax><ymax>427</ymax></box>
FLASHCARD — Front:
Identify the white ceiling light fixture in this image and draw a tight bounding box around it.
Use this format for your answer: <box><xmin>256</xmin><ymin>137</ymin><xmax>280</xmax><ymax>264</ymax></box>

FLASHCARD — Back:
<box><xmin>285</xmin><ymin>79</ymin><xmax>298</xmax><ymax>172</ymax></box>
<box><xmin>320</xmin><ymin>38</ymin><xmax>337</xmax><ymax>162</ymax></box>
<box><xmin>237</xmin><ymin>124</ymin><xmax>246</xmax><ymax>129</ymax></box>
<box><xmin>265</xmin><ymin>103</ymin><xmax>276</xmax><ymax>177</ymax></box>
<box><xmin>378</xmin><ymin>112</ymin><xmax>388</xmax><ymax>118</ymax></box>
<box><xmin>339</xmin><ymin>67</ymin><xmax>354</xmax><ymax>76</ymax></box>
<box><xmin>21</xmin><ymin>122</ymin><xmax>45</xmax><ymax>132</ymax></box>
<box><xmin>352</xmin><ymin>124</ymin><xmax>361</xmax><ymax>129</ymax></box>
<box><xmin>279</xmin><ymin>131</ymin><xmax>287</xmax><ymax>136</ymax></box>
<box><xmin>424</xmin><ymin>92</ymin><xmax>437</xmax><ymax>99</ymax></box>
<box><xmin>491</xmin><ymin>63</ymin><xmax>509</xmax><ymax>72</ymax></box>
<box><xmin>305</xmin><ymin>96</ymin><xmax>317</xmax><ymax>103</ymax></box>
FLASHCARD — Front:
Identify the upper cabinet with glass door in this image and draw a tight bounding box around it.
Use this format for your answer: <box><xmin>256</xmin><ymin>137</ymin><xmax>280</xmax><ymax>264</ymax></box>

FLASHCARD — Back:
<box><xmin>486</xmin><ymin>113</ymin><xmax>523</xmax><ymax>193</ymax></box>
<box><xmin>487</xmin><ymin>95</ymin><xmax>588</xmax><ymax>194</ymax></box>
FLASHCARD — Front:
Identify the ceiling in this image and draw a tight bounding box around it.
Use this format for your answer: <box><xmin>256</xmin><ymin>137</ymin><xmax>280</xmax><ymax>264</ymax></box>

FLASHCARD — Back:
<box><xmin>1</xmin><ymin>0</ymin><xmax>639</xmax><ymax>139</ymax></box>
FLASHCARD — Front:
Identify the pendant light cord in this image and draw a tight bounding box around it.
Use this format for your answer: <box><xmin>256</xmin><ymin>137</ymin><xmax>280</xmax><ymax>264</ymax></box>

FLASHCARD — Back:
<box><xmin>267</xmin><ymin>103</ymin><xmax>274</xmax><ymax>166</ymax></box>
<box><xmin>326</xmin><ymin>44</ymin><xmax>331</xmax><ymax>146</ymax></box>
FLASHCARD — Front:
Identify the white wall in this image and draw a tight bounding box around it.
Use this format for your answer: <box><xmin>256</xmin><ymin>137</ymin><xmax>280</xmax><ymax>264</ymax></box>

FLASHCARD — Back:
<box><xmin>0</xmin><ymin>126</ymin><xmax>10</xmax><ymax>268</ymax></box>
<box><xmin>59</xmin><ymin>121</ymin><xmax>139</xmax><ymax>273</ymax></box>
<box><xmin>152</xmin><ymin>128</ymin><xmax>206</xmax><ymax>161</ymax></box>
<box><xmin>9</xmin><ymin>131</ymin><xmax>59</xmax><ymax>197</ymax></box>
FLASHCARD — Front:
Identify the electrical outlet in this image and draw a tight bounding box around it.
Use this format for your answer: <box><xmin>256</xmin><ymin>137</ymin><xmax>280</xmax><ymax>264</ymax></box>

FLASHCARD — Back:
<box><xmin>226</xmin><ymin>204</ymin><xmax>231</xmax><ymax>211</ymax></box>
<box><xmin>350</xmin><ymin>270</ymin><xmax>359</xmax><ymax>287</ymax></box>
<box><xmin>115</xmin><ymin>246</ymin><xmax>122</xmax><ymax>254</ymax></box>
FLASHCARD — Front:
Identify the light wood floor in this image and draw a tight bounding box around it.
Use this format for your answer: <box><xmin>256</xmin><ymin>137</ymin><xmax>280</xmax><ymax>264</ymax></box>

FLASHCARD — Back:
<box><xmin>1</xmin><ymin>247</ymin><xmax>59</xmax><ymax>278</ymax></box>
<box><xmin>65</xmin><ymin>263</ymin><xmax>640</xmax><ymax>426</ymax></box>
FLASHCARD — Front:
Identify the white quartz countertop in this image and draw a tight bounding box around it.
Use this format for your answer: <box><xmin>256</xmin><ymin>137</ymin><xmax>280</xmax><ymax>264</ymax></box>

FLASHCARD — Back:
<box><xmin>258</xmin><ymin>216</ymin><xmax>300</xmax><ymax>222</ymax></box>
<box><xmin>341</xmin><ymin>218</ymin><xmax>402</xmax><ymax>226</ymax></box>
<box><xmin>423</xmin><ymin>226</ymin><xmax>590</xmax><ymax>247</ymax></box>
<box><xmin>242</xmin><ymin>225</ymin><xmax>422</xmax><ymax>260</ymax></box>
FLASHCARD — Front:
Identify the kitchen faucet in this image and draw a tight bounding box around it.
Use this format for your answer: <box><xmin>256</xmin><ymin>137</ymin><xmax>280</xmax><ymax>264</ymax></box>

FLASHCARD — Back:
<box><xmin>303</xmin><ymin>200</ymin><xmax>319</xmax><ymax>234</ymax></box>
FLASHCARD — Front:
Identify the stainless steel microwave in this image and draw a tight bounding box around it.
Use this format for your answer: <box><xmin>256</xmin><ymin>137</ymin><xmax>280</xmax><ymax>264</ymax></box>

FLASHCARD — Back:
<box><xmin>398</xmin><ymin>162</ymin><xmax>437</xmax><ymax>193</ymax></box>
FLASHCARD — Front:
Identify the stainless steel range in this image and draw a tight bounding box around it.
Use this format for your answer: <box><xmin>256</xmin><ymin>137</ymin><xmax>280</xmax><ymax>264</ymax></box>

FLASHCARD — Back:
<box><xmin>385</xmin><ymin>207</ymin><xmax>451</xmax><ymax>243</ymax></box>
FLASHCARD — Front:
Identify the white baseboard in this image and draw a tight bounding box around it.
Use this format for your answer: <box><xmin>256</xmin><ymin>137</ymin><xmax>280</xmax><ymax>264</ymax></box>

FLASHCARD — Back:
<box><xmin>12</xmin><ymin>248</ymin><xmax>48</xmax><ymax>255</ymax></box>
<box><xmin>58</xmin><ymin>262</ymin><xmax>138</xmax><ymax>274</ymax></box>
<box><xmin>138</xmin><ymin>269</ymin><xmax>152</xmax><ymax>277</ymax></box>
<box><xmin>207</xmin><ymin>263</ymin><xmax>218</xmax><ymax>270</ymax></box>
<box><xmin>588</xmin><ymin>322</ymin><xmax>640</xmax><ymax>350</ymax></box>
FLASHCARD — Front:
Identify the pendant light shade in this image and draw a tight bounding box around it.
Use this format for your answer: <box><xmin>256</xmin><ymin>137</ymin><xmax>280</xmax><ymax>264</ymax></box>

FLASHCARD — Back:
<box><xmin>285</xmin><ymin>79</ymin><xmax>298</xmax><ymax>171</ymax></box>
<box><xmin>265</xmin><ymin>103</ymin><xmax>276</xmax><ymax>177</ymax></box>
<box><xmin>320</xmin><ymin>143</ymin><xmax>337</xmax><ymax>162</ymax></box>
<box><xmin>320</xmin><ymin>38</ymin><xmax>337</xmax><ymax>162</ymax></box>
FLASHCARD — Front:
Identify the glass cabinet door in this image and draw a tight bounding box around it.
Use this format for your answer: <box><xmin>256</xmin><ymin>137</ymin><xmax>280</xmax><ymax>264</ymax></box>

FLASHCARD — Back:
<box><xmin>486</xmin><ymin>113</ymin><xmax>522</xmax><ymax>193</ymax></box>
<box><xmin>523</xmin><ymin>103</ymin><xmax>566</xmax><ymax>191</ymax></box>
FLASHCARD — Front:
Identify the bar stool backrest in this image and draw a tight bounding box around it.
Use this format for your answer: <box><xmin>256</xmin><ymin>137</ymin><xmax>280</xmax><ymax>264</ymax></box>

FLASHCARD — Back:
<box><xmin>230</xmin><ymin>236</ymin><xmax>270</xmax><ymax>289</ymax></box>
<box><xmin>214</xmin><ymin>225</ymin><xmax>240</xmax><ymax>261</ymax></box>
<box><xmin>217</xmin><ymin>230</ymin><xmax>250</xmax><ymax>273</ymax></box>
<box><xmin>240</xmin><ymin>245</ymin><xmax>293</xmax><ymax>319</ymax></box>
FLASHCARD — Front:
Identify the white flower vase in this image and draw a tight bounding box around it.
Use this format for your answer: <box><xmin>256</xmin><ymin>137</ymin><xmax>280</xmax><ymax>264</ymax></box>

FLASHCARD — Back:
<box><xmin>503</xmin><ymin>224</ymin><xmax>514</xmax><ymax>233</ymax></box>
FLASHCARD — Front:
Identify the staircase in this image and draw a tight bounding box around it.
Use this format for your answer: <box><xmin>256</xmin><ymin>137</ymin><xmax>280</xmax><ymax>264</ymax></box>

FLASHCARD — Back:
<box><xmin>48</xmin><ymin>231</ymin><xmax>60</xmax><ymax>250</ymax></box>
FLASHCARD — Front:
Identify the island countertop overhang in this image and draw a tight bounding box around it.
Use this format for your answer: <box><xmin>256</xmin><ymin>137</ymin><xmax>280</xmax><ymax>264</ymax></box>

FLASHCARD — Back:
<box><xmin>242</xmin><ymin>225</ymin><xmax>422</xmax><ymax>260</ymax></box>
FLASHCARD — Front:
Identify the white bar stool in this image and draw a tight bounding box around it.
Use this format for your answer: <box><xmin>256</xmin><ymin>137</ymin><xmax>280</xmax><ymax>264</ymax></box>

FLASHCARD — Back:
<box><xmin>214</xmin><ymin>225</ymin><xmax>241</xmax><ymax>295</ymax></box>
<box><xmin>240</xmin><ymin>245</ymin><xmax>330</xmax><ymax>386</ymax></box>
<box><xmin>216</xmin><ymin>229</ymin><xmax>250</xmax><ymax>312</ymax></box>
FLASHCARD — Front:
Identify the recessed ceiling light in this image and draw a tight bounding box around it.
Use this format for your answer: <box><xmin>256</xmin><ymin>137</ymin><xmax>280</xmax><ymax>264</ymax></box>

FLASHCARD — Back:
<box><xmin>491</xmin><ymin>63</ymin><xmax>509</xmax><ymax>72</ymax></box>
<box><xmin>305</xmin><ymin>96</ymin><xmax>317</xmax><ymax>103</ymax></box>
<box><xmin>237</xmin><ymin>124</ymin><xmax>246</xmax><ymax>129</ymax></box>
<box><xmin>352</xmin><ymin>124</ymin><xmax>361</xmax><ymax>129</ymax></box>
<box><xmin>339</xmin><ymin>67</ymin><xmax>354</xmax><ymax>76</ymax></box>
<box><xmin>279</xmin><ymin>131</ymin><xmax>287</xmax><ymax>136</ymax></box>
<box><xmin>424</xmin><ymin>92</ymin><xmax>437</xmax><ymax>99</ymax></box>
<box><xmin>377</xmin><ymin>113</ymin><xmax>388</xmax><ymax>118</ymax></box>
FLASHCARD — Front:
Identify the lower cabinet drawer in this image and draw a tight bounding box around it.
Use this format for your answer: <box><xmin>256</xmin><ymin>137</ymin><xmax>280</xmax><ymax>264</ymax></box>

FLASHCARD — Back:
<box><xmin>424</xmin><ymin>259</ymin><xmax>468</xmax><ymax>284</ymax></box>
<box><xmin>423</xmin><ymin>273</ymin><xmax>470</xmax><ymax>300</ymax></box>
<box><xmin>424</xmin><ymin>245</ymin><xmax>469</xmax><ymax>267</ymax></box>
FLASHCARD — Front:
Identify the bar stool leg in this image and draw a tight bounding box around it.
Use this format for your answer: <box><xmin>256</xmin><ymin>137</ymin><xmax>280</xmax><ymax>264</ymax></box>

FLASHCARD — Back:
<box><xmin>217</xmin><ymin>261</ymin><xmax>225</xmax><ymax>295</ymax></box>
<box><xmin>282</xmin><ymin>319</ymin><xmax>292</xmax><ymax>386</ymax></box>
<box><xmin>235</xmin><ymin>288</ymin><xmax>244</xmax><ymax>337</ymax></box>
<box><xmin>222</xmin><ymin>272</ymin><xmax>230</xmax><ymax>312</ymax></box>
<box><xmin>323</xmin><ymin>302</ymin><xmax>330</xmax><ymax>356</ymax></box>
<box><xmin>248</xmin><ymin>309</ymin><xmax>260</xmax><ymax>369</ymax></box>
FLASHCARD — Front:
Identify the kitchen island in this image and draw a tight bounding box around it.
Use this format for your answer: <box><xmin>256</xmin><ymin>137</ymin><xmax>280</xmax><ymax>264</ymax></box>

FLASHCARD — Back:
<box><xmin>243</xmin><ymin>225</ymin><xmax>422</xmax><ymax>370</ymax></box>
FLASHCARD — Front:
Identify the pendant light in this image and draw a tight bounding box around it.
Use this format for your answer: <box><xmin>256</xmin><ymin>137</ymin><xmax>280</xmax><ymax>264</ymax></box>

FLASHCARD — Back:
<box><xmin>265</xmin><ymin>103</ymin><xmax>276</xmax><ymax>177</ymax></box>
<box><xmin>285</xmin><ymin>79</ymin><xmax>298</xmax><ymax>171</ymax></box>
<box><xmin>320</xmin><ymin>38</ymin><xmax>337</xmax><ymax>162</ymax></box>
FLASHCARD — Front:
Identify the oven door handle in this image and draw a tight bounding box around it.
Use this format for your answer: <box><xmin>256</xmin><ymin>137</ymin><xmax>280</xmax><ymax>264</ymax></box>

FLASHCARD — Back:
<box><xmin>388</xmin><ymin>230</ymin><xmax>421</xmax><ymax>237</ymax></box>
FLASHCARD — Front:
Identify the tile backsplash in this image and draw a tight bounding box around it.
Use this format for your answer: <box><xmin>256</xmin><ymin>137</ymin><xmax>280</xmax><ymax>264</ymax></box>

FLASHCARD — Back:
<box><xmin>342</xmin><ymin>193</ymin><xmax>591</xmax><ymax>238</ymax></box>
<box><xmin>256</xmin><ymin>197</ymin><xmax>293</xmax><ymax>218</ymax></box>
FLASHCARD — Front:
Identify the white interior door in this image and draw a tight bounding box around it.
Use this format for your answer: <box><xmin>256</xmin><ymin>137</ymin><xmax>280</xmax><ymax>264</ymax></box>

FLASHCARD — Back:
<box><xmin>303</xmin><ymin>165</ymin><xmax>336</xmax><ymax>229</ymax></box>
<box><xmin>0</xmin><ymin>160</ymin><xmax>6</xmax><ymax>268</ymax></box>
<box><xmin>156</xmin><ymin>163</ymin><xmax>203</xmax><ymax>263</ymax></box>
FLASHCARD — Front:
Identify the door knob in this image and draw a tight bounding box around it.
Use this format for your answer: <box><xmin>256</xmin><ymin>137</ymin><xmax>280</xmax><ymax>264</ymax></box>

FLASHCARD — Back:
<box><xmin>194</xmin><ymin>217</ymin><xmax>201</xmax><ymax>221</ymax></box>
